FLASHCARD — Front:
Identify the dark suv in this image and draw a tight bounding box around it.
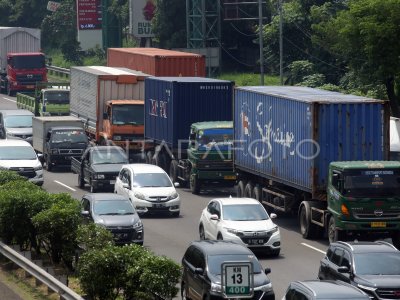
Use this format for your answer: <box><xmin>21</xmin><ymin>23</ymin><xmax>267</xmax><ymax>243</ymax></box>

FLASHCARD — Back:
<box><xmin>181</xmin><ymin>240</ymin><xmax>274</xmax><ymax>300</ymax></box>
<box><xmin>282</xmin><ymin>280</ymin><xmax>369</xmax><ymax>300</ymax></box>
<box><xmin>318</xmin><ymin>241</ymin><xmax>400</xmax><ymax>299</ymax></box>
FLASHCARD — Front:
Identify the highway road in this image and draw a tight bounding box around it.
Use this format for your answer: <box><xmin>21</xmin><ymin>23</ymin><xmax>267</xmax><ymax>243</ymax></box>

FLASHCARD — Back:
<box><xmin>0</xmin><ymin>94</ymin><xmax>329</xmax><ymax>299</ymax></box>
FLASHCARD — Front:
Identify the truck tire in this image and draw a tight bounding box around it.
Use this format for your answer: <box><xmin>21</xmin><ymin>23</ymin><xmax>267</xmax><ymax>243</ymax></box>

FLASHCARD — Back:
<box><xmin>299</xmin><ymin>203</ymin><xmax>321</xmax><ymax>239</ymax></box>
<box><xmin>190</xmin><ymin>174</ymin><xmax>201</xmax><ymax>194</ymax></box>
<box><xmin>153</xmin><ymin>152</ymin><xmax>167</xmax><ymax>172</ymax></box>
<box><xmin>146</xmin><ymin>151</ymin><xmax>153</xmax><ymax>164</ymax></box>
<box><xmin>244</xmin><ymin>182</ymin><xmax>254</xmax><ymax>198</ymax></box>
<box><xmin>78</xmin><ymin>174</ymin><xmax>84</xmax><ymax>188</ymax></box>
<box><xmin>328</xmin><ymin>215</ymin><xmax>346</xmax><ymax>243</ymax></box>
<box><xmin>253</xmin><ymin>185</ymin><xmax>262</xmax><ymax>202</ymax></box>
<box><xmin>90</xmin><ymin>180</ymin><xmax>97</xmax><ymax>193</ymax></box>
<box><xmin>169</xmin><ymin>160</ymin><xmax>179</xmax><ymax>184</ymax></box>
<box><xmin>237</xmin><ymin>180</ymin><xmax>246</xmax><ymax>198</ymax></box>
<box><xmin>46</xmin><ymin>155</ymin><xmax>53</xmax><ymax>171</ymax></box>
<box><xmin>391</xmin><ymin>231</ymin><xmax>400</xmax><ymax>249</ymax></box>
<box><xmin>7</xmin><ymin>82</ymin><xmax>15</xmax><ymax>96</ymax></box>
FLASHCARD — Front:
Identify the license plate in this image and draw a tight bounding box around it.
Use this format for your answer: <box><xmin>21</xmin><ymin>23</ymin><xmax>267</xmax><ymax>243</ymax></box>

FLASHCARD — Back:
<box><xmin>371</xmin><ymin>222</ymin><xmax>386</xmax><ymax>228</ymax></box>
<box><xmin>248</xmin><ymin>239</ymin><xmax>265</xmax><ymax>245</ymax></box>
<box><xmin>26</xmin><ymin>85</ymin><xmax>34</xmax><ymax>89</ymax></box>
<box><xmin>110</xmin><ymin>180</ymin><xmax>116</xmax><ymax>184</ymax></box>
<box><xmin>224</xmin><ymin>175</ymin><xmax>236</xmax><ymax>180</ymax></box>
<box><xmin>153</xmin><ymin>203</ymin><xmax>165</xmax><ymax>208</ymax></box>
<box><xmin>115</xmin><ymin>233</ymin><xmax>128</xmax><ymax>239</ymax></box>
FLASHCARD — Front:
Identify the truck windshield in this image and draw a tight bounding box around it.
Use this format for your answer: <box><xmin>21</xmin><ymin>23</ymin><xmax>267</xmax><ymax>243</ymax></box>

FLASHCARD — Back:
<box><xmin>343</xmin><ymin>169</ymin><xmax>400</xmax><ymax>197</ymax></box>
<box><xmin>91</xmin><ymin>149</ymin><xmax>128</xmax><ymax>165</ymax></box>
<box><xmin>44</xmin><ymin>91</ymin><xmax>69</xmax><ymax>105</ymax></box>
<box><xmin>112</xmin><ymin>105</ymin><xmax>144</xmax><ymax>125</ymax></box>
<box><xmin>51</xmin><ymin>130</ymin><xmax>88</xmax><ymax>144</ymax></box>
<box><xmin>11</xmin><ymin>55</ymin><xmax>45</xmax><ymax>69</ymax></box>
<box><xmin>0</xmin><ymin>146</ymin><xmax>37</xmax><ymax>160</ymax></box>
<box><xmin>197</xmin><ymin>128</ymin><xmax>233</xmax><ymax>150</ymax></box>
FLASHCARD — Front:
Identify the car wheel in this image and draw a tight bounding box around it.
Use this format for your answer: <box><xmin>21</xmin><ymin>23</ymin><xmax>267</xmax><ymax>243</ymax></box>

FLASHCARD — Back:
<box><xmin>190</xmin><ymin>174</ymin><xmax>201</xmax><ymax>194</ymax></box>
<box><xmin>172</xmin><ymin>210</ymin><xmax>180</xmax><ymax>218</ymax></box>
<box><xmin>391</xmin><ymin>231</ymin><xmax>400</xmax><ymax>249</ymax></box>
<box><xmin>217</xmin><ymin>233</ymin><xmax>223</xmax><ymax>240</ymax></box>
<box><xmin>78</xmin><ymin>174</ymin><xmax>84</xmax><ymax>188</ymax></box>
<box><xmin>199</xmin><ymin>224</ymin><xmax>206</xmax><ymax>240</ymax></box>
<box><xmin>45</xmin><ymin>155</ymin><xmax>52</xmax><ymax>171</ymax></box>
<box><xmin>181</xmin><ymin>283</ymin><xmax>190</xmax><ymax>300</ymax></box>
<box><xmin>328</xmin><ymin>215</ymin><xmax>346</xmax><ymax>243</ymax></box>
<box><xmin>270</xmin><ymin>249</ymin><xmax>280</xmax><ymax>257</ymax></box>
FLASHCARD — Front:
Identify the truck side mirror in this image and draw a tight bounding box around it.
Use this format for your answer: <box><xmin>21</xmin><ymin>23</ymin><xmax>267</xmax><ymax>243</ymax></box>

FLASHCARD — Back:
<box><xmin>103</xmin><ymin>112</ymin><xmax>108</xmax><ymax>119</ymax></box>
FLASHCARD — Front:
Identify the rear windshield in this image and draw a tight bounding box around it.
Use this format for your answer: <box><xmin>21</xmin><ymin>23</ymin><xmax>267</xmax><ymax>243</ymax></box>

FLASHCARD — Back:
<box><xmin>0</xmin><ymin>146</ymin><xmax>37</xmax><ymax>160</ymax></box>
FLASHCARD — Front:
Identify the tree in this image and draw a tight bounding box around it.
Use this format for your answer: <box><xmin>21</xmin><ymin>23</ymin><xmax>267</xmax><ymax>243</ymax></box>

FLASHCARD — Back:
<box><xmin>312</xmin><ymin>0</ymin><xmax>400</xmax><ymax>115</ymax></box>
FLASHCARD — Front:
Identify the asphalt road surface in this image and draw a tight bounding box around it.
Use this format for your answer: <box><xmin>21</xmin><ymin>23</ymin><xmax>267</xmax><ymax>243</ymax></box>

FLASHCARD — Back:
<box><xmin>0</xmin><ymin>94</ymin><xmax>330</xmax><ymax>299</ymax></box>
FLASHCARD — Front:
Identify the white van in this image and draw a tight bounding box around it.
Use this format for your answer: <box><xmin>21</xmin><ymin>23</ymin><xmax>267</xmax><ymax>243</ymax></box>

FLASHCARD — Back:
<box><xmin>0</xmin><ymin>139</ymin><xmax>44</xmax><ymax>186</ymax></box>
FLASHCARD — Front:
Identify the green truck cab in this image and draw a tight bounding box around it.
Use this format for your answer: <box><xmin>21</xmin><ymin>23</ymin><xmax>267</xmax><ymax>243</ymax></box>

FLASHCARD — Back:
<box><xmin>169</xmin><ymin>121</ymin><xmax>236</xmax><ymax>194</ymax></box>
<box><xmin>326</xmin><ymin>161</ymin><xmax>400</xmax><ymax>247</ymax></box>
<box><xmin>16</xmin><ymin>82</ymin><xmax>70</xmax><ymax>116</ymax></box>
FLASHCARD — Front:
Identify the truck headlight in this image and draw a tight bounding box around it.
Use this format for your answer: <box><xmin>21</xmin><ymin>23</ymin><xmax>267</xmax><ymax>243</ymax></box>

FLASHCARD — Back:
<box><xmin>134</xmin><ymin>192</ymin><xmax>146</xmax><ymax>200</ymax></box>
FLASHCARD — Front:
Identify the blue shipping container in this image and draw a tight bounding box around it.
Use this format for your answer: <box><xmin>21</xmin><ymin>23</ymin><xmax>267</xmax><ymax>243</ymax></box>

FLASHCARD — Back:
<box><xmin>145</xmin><ymin>77</ymin><xmax>233</xmax><ymax>148</ymax></box>
<box><xmin>234</xmin><ymin>86</ymin><xmax>389</xmax><ymax>195</ymax></box>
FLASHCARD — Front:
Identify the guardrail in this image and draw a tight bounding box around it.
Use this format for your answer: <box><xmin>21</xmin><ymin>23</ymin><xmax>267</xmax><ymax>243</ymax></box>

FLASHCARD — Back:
<box><xmin>47</xmin><ymin>65</ymin><xmax>70</xmax><ymax>80</ymax></box>
<box><xmin>0</xmin><ymin>241</ymin><xmax>84</xmax><ymax>300</ymax></box>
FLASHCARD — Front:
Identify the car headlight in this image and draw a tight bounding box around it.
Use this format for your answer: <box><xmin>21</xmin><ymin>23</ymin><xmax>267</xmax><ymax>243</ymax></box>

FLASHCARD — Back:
<box><xmin>270</xmin><ymin>226</ymin><xmax>279</xmax><ymax>234</ymax></box>
<box><xmin>133</xmin><ymin>220</ymin><xmax>143</xmax><ymax>229</ymax></box>
<box><xmin>260</xmin><ymin>282</ymin><xmax>273</xmax><ymax>292</ymax></box>
<box><xmin>94</xmin><ymin>174</ymin><xmax>105</xmax><ymax>179</ymax></box>
<box><xmin>51</xmin><ymin>149</ymin><xmax>58</xmax><ymax>154</ymax></box>
<box><xmin>113</xmin><ymin>135</ymin><xmax>122</xmax><ymax>141</ymax></box>
<box><xmin>224</xmin><ymin>228</ymin><xmax>243</xmax><ymax>236</ymax></box>
<box><xmin>167</xmin><ymin>192</ymin><xmax>179</xmax><ymax>200</ymax></box>
<box><xmin>357</xmin><ymin>284</ymin><xmax>377</xmax><ymax>293</ymax></box>
<box><xmin>211</xmin><ymin>282</ymin><xmax>222</xmax><ymax>293</ymax></box>
<box><xmin>6</xmin><ymin>132</ymin><xmax>15</xmax><ymax>137</ymax></box>
<box><xmin>34</xmin><ymin>165</ymin><xmax>43</xmax><ymax>171</ymax></box>
<box><xmin>134</xmin><ymin>191</ymin><xmax>146</xmax><ymax>200</ymax></box>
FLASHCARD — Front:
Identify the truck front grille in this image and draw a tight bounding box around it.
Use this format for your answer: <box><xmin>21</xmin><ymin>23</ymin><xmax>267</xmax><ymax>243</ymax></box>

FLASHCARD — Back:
<box><xmin>115</xmin><ymin>134</ymin><xmax>144</xmax><ymax>141</ymax></box>
<box><xmin>353</xmin><ymin>210</ymin><xmax>400</xmax><ymax>220</ymax></box>
<box><xmin>196</xmin><ymin>160</ymin><xmax>233</xmax><ymax>170</ymax></box>
<box><xmin>9</xmin><ymin>167</ymin><xmax>36</xmax><ymax>179</ymax></box>
<box><xmin>58</xmin><ymin>149</ymin><xmax>84</xmax><ymax>155</ymax></box>
<box><xmin>16</xmin><ymin>74</ymin><xmax>44</xmax><ymax>83</ymax></box>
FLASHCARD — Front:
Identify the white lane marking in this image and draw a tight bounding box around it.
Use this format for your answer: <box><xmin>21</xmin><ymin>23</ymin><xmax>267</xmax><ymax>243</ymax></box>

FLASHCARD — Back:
<box><xmin>301</xmin><ymin>242</ymin><xmax>326</xmax><ymax>254</ymax></box>
<box><xmin>54</xmin><ymin>180</ymin><xmax>76</xmax><ymax>192</ymax></box>
<box><xmin>3</xmin><ymin>97</ymin><xmax>16</xmax><ymax>103</ymax></box>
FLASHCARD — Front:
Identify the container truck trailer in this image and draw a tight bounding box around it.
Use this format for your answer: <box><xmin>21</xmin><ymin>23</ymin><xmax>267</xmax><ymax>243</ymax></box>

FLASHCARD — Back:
<box><xmin>234</xmin><ymin>86</ymin><xmax>400</xmax><ymax>247</ymax></box>
<box><xmin>144</xmin><ymin>77</ymin><xmax>235</xmax><ymax>194</ymax></box>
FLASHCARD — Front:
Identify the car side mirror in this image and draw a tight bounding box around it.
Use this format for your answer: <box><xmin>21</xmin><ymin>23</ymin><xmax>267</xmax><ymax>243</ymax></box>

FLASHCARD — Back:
<box><xmin>337</xmin><ymin>266</ymin><xmax>350</xmax><ymax>273</ymax></box>
<box><xmin>122</xmin><ymin>182</ymin><xmax>130</xmax><ymax>189</ymax></box>
<box><xmin>265</xmin><ymin>268</ymin><xmax>271</xmax><ymax>275</ymax></box>
<box><xmin>270</xmin><ymin>213</ymin><xmax>277</xmax><ymax>219</ymax></box>
<box><xmin>81</xmin><ymin>210</ymin><xmax>90</xmax><ymax>217</ymax></box>
<box><xmin>174</xmin><ymin>182</ymin><xmax>180</xmax><ymax>188</ymax></box>
<box><xmin>194</xmin><ymin>267</ymin><xmax>203</xmax><ymax>275</ymax></box>
<box><xmin>210</xmin><ymin>214</ymin><xmax>219</xmax><ymax>221</ymax></box>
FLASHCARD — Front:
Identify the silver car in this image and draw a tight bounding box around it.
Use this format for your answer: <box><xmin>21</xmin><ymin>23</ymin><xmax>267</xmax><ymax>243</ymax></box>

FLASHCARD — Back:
<box><xmin>0</xmin><ymin>109</ymin><xmax>34</xmax><ymax>143</ymax></box>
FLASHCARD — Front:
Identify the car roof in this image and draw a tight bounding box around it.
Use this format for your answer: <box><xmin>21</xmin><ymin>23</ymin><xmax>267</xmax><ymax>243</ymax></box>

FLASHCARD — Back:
<box><xmin>294</xmin><ymin>280</ymin><xmax>368</xmax><ymax>298</ymax></box>
<box><xmin>332</xmin><ymin>241</ymin><xmax>399</xmax><ymax>253</ymax></box>
<box><xmin>50</xmin><ymin>126</ymin><xmax>84</xmax><ymax>131</ymax></box>
<box><xmin>0</xmin><ymin>109</ymin><xmax>34</xmax><ymax>116</ymax></box>
<box><xmin>82</xmin><ymin>193</ymin><xmax>130</xmax><ymax>202</ymax></box>
<box><xmin>212</xmin><ymin>197</ymin><xmax>261</xmax><ymax>206</ymax></box>
<box><xmin>190</xmin><ymin>240</ymin><xmax>254</xmax><ymax>256</ymax></box>
<box><xmin>0</xmin><ymin>139</ymin><xmax>33</xmax><ymax>147</ymax></box>
<box><xmin>122</xmin><ymin>163</ymin><xmax>166</xmax><ymax>174</ymax></box>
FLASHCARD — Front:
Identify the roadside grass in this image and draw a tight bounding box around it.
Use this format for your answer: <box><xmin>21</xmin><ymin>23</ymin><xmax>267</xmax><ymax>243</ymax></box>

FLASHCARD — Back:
<box><xmin>217</xmin><ymin>72</ymin><xmax>282</xmax><ymax>86</ymax></box>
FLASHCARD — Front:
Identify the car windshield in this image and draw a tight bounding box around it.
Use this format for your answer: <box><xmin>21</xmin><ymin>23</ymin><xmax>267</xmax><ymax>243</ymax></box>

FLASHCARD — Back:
<box><xmin>207</xmin><ymin>254</ymin><xmax>262</xmax><ymax>275</ymax></box>
<box><xmin>0</xmin><ymin>146</ymin><xmax>37</xmax><ymax>160</ymax></box>
<box><xmin>94</xmin><ymin>200</ymin><xmax>135</xmax><ymax>215</ymax></box>
<box><xmin>51</xmin><ymin>130</ymin><xmax>88</xmax><ymax>144</ymax></box>
<box><xmin>44</xmin><ymin>91</ymin><xmax>69</xmax><ymax>105</ymax></box>
<box><xmin>132</xmin><ymin>172</ymin><xmax>172</xmax><ymax>187</ymax></box>
<box><xmin>4</xmin><ymin>115</ymin><xmax>32</xmax><ymax>128</ymax></box>
<box><xmin>91</xmin><ymin>149</ymin><xmax>128</xmax><ymax>164</ymax></box>
<box><xmin>354</xmin><ymin>252</ymin><xmax>400</xmax><ymax>275</ymax></box>
<box><xmin>223</xmin><ymin>204</ymin><xmax>269</xmax><ymax>221</ymax></box>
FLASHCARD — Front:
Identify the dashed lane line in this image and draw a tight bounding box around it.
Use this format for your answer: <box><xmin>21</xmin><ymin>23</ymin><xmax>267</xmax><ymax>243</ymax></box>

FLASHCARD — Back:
<box><xmin>301</xmin><ymin>242</ymin><xmax>326</xmax><ymax>254</ymax></box>
<box><xmin>2</xmin><ymin>97</ymin><xmax>16</xmax><ymax>103</ymax></box>
<box><xmin>54</xmin><ymin>180</ymin><xmax>76</xmax><ymax>192</ymax></box>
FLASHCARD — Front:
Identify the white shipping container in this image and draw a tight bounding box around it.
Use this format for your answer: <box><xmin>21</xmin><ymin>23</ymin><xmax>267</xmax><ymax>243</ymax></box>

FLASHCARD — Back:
<box><xmin>0</xmin><ymin>27</ymin><xmax>41</xmax><ymax>70</ymax></box>
<box><xmin>70</xmin><ymin>66</ymin><xmax>150</xmax><ymax>135</ymax></box>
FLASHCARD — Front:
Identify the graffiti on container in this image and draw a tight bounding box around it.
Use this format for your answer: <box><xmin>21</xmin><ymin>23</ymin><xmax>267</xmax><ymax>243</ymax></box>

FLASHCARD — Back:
<box><xmin>149</xmin><ymin>98</ymin><xmax>167</xmax><ymax>118</ymax></box>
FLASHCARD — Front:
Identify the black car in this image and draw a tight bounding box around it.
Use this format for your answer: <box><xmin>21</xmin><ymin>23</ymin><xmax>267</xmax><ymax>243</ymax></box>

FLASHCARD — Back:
<box><xmin>181</xmin><ymin>240</ymin><xmax>274</xmax><ymax>300</ymax></box>
<box><xmin>318</xmin><ymin>241</ymin><xmax>400</xmax><ymax>299</ymax></box>
<box><xmin>282</xmin><ymin>280</ymin><xmax>369</xmax><ymax>300</ymax></box>
<box><xmin>80</xmin><ymin>193</ymin><xmax>144</xmax><ymax>245</ymax></box>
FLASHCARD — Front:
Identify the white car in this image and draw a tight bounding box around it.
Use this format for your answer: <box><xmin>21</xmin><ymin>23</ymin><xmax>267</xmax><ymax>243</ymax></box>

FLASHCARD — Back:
<box><xmin>0</xmin><ymin>139</ymin><xmax>44</xmax><ymax>186</ymax></box>
<box><xmin>199</xmin><ymin>197</ymin><xmax>281</xmax><ymax>256</ymax></box>
<box><xmin>114</xmin><ymin>163</ymin><xmax>180</xmax><ymax>217</ymax></box>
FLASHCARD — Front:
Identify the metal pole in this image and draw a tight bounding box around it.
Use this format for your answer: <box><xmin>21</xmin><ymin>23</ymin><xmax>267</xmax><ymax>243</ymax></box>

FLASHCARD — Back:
<box><xmin>259</xmin><ymin>0</ymin><xmax>264</xmax><ymax>85</ymax></box>
<box><xmin>279</xmin><ymin>0</ymin><xmax>283</xmax><ymax>85</ymax></box>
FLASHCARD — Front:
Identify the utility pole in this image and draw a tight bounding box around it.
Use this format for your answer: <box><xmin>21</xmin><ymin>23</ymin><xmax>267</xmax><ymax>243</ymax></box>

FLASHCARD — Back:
<box><xmin>279</xmin><ymin>0</ymin><xmax>283</xmax><ymax>85</ymax></box>
<box><xmin>258</xmin><ymin>0</ymin><xmax>264</xmax><ymax>85</ymax></box>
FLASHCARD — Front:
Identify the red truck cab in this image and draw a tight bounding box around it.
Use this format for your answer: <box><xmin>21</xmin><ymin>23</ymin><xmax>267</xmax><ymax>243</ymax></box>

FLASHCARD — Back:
<box><xmin>3</xmin><ymin>52</ymin><xmax>47</xmax><ymax>96</ymax></box>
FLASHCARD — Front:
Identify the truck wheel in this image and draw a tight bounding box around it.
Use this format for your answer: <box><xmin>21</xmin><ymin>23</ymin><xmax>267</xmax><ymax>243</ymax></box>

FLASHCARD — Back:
<box><xmin>78</xmin><ymin>174</ymin><xmax>84</xmax><ymax>188</ymax></box>
<box><xmin>146</xmin><ymin>151</ymin><xmax>153</xmax><ymax>164</ymax></box>
<box><xmin>328</xmin><ymin>215</ymin><xmax>346</xmax><ymax>243</ymax></box>
<box><xmin>253</xmin><ymin>185</ymin><xmax>262</xmax><ymax>202</ymax></box>
<box><xmin>244</xmin><ymin>182</ymin><xmax>254</xmax><ymax>198</ymax></box>
<box><xmin>153</xmin><ymin>152</ymin><xmax>167</xmax><ymax>172</ymax></box>
<box><xmin>190</xmin><ymin>174</ymin><xmax>201</xmax><ymax>194</ymax></box>
<box><xmin>299</xmin><ymin>204</ymin><xmax>320</xmax><ymax>239</ymax></box>
<box><xmin>45</xmin><ymin>156</ymin><xmax>53</xmax><ymax>171</ymax></box>
<box><xmin>169</xmin><ymin>160</ymin><xmax>179</xmax><ymax>184</ymax></box>
<box><xmin>391</xmin><ymin>231</ymin><xmax>400</xmax><ymax>249</ymax></box>
<box><xmin>7</xmin><ymin>82</ymin><xmax>15</xmax><ymax>96</ymax></box>
<box><xmin>237</xmin><ymin>180</ymin><xmax>246</xmax><ymax>198</ymax></box>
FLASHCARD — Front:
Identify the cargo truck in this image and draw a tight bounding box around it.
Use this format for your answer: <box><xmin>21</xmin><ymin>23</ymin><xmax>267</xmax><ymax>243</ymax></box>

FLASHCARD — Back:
<box><xmin>0</xmin><ymin>27</ymin><xmax>47</xmax><ymax>96</ymax></box>
<box><xmin>233</xmin><ymin>86</ymin><xmax>400</xmax><ymax>248</ymax></box>
<box><xmin>16</xmin><ymin>82</ymin><xmax>70</xmax><ymax>116</ymax></box>
<box><xmin>70</xmin><ymin>66</ymin><xmax>150</xmax><ymax>160</ymax></box>
<box><xmin>32</xmin><ymin>116</ymin><xmax>89</xmax><ymax>171</ymax></box>
<box><xmin>107</xmin><ymin>48</ymin><xmax>206</xmax><ymax>76</ymax></box>
<box><xmin>144</xmin><ymin>77</ymin><xmax>235</xmax><ymax>194</ymax></box>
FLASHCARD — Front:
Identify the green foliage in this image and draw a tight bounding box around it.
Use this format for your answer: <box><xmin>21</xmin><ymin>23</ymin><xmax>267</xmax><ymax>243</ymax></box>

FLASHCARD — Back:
<box><xmin>217</xmin><ymin>73</ymin><xmax>281</xmax><ymax>86</ymax></box>
<box><xmin>61</xmin><ymin>40</ymin><xmax>83</xmax><ymax>65</ymax></box>
<box><xmin>0</xmin><ymin>170</ymin><xmax>27</xmax><ymax>185</ymax></box>
<box><xmin>300</xmin><ymin>73</ymin><xmax>326</xmax><ymax>88</ymax></box>
<box><xmin>32</xmin><ymin>193</ymin><xmax>81</xmax><ymax>268</ymax></box>
<box><xmin>76</xmin><ymin>223</ymin><xmax>114</xmax><ymax>251</ymax></box>
<box><xmin>287</xmin><ymin>60</ymin><xmax>315</xmax><ymax>85</ymax></box>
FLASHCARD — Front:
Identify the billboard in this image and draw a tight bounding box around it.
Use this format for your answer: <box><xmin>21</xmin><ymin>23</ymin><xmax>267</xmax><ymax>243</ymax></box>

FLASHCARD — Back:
<box><xmin>129</xmin><ymin>0</ymin><xmax>155</xmax><ymax>38</ymax></box>
<box><xmin>76</xmin><ymin>0</ymin><xmax>102</xmax><ymax>30</ymax></box>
